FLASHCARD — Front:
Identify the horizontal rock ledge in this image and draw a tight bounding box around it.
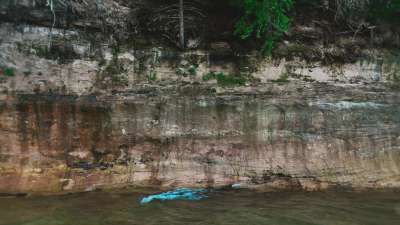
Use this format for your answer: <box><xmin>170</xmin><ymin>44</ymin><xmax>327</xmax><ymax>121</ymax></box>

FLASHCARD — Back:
<box><xmin>0</xmin><ymin>86</ymin><xmax>399</xmax><ymax>194</ymax></box>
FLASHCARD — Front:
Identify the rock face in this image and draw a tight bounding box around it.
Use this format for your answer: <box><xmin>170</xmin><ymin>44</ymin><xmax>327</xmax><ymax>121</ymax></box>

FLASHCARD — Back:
<box><xmin>1</xmin><ymin>1</ymin><xmax>400</xmax><ymax>194</ymax></box>
<box><xmin>1</xmin><ymin>21</ymin><xmax>400</xmax><ymax>96</ymax></box>
<box><xmin>1</xmin><ymin>84</ymin><xmax>400</xmax><ymax>194</ymax></box>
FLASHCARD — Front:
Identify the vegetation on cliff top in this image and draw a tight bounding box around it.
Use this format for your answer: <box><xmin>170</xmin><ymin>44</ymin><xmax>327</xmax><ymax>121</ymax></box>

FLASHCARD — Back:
<box><xmin>232</xmin><ymin>0</ymin><xmax>294</xmax><ymax>55</ymax></box>
<box><xmin>232</xmin><ymin>0</ymin><xmax>400</xmax><ymax>55</ymax></box>
<box><xmin>27</xmin><ymin>0</ymin><xmax>400</xmax><ymax>55</ymax></box>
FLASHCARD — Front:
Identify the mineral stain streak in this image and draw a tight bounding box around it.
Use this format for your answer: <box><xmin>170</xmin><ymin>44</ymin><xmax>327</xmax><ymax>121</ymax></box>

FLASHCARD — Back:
<box><xmin>0</xmin><ymin>88</ymin><xmax>400</xmax><ymax>195</ymax></box>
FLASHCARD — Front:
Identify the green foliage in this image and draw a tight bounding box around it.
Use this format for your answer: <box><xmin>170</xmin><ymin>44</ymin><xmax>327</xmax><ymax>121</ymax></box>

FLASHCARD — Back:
<box><xmin>233</xmin><ymin>0</ymin><xmax>294</xmax><ymax>55</ymax></box>
<box><xmin>202</xmin><ymin>72</ymin><xmax>216</xmax><ymax>81</ymax></box>
<box><xmin>202</xmin><ymin>72</ymin><xmax>246</xmax><ymax>86</ymax></box>
<box><xmin>368</xmin><ymin>0</ymin><xmax>400</xmax><ymax>23</ymax></box>
<box><xmin>0</xmin><ymin>66</ymin><xmax>15</xmax><ymax>77</ymax></box>
<box><xmin>176</xmin><ymin>65</ymin><xmax>198</xmax><ymax>77</ymax></box>
<box><xmin>188</xmin><ymin>65</ymin><xmax>198</xmax><ymax>76</ymax></box>
<box><xmin>4</xmin><ymin>68</ymin><xmax>15</xmax><ymax>77</ymax></box>
<box><xmin>148</xmin><ymin>70</ymin><xmax>157</xmax><ymax>81</ymax></box>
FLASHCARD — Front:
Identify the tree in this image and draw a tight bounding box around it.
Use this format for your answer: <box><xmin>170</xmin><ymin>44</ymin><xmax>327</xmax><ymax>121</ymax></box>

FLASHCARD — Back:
<box><xmin>147</xmin><ymin>0</ymin><xmax>205</xmax><ymax>49</ymax></box>
<box><xmin>233</xmin><ymin>0</ymin><xmax>294</xmax><ymax>55</ymax></box>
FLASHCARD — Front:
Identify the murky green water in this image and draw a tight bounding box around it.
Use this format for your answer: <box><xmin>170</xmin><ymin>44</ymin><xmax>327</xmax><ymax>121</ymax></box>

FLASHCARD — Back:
<box><xmin>1</xmin><ymin>190</ymin><xmax>399</xmax><ymax>225</ymax></box>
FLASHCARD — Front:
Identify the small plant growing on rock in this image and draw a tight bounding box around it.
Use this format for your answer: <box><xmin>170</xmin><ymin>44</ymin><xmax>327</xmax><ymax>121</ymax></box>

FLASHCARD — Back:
<box><xmin>148</xmin><ymin>70</ymin><xmax>157</xmax><ymax>81</ymax></box>
<box><xmin>0</xmin><ymin>67</ymin><xmax>16</xmax><ymax>77</ymax></box>
<box><xmin>202</xmin><ymin>72</ymin><xmax>246</xmax><ymax>86</ymax></box>
<box><xmin>188</xmin><ymin>65</ymin><xmax>198</xmax><ymax>76</ymax></box>
<box><xmin>233</xmin><ymin>0</ymin><xmax>294</xmax><ymax>55</ymax></box>
<box><xmin>176</xmin><ymin>64</ymin><xmax>198</xmax><ymax>77</ymax></box>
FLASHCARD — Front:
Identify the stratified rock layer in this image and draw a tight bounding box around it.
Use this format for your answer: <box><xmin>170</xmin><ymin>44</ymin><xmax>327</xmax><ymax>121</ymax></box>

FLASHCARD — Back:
<box><xmin>1</xmin><ymin>84</ymin><xmax>399</xmax><ymax>194</ymax></box>
<box><xmin>1</xmin><ymin>1</ymin><xmax>400</xmax><ymax>195</ymax></box>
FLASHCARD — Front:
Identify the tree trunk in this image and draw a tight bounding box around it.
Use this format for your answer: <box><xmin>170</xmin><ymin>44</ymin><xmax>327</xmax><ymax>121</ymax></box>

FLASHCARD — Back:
<box><xmin>323</xmin><ymin>0</ymin><xmax>329</xmax><ymax>9</ymax></box>
<box><xmin>179</xmin><ymin>0</ymin><xmax>185</xmax><ymax>49</ymax></box>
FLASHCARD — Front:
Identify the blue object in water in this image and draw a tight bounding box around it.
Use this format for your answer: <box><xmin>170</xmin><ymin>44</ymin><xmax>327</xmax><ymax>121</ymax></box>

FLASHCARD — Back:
<box><xmin>140</xmin><ymin>188</ymin><xmax>207</xmax><ymax>204</ymax></box>
<box><xmin>231</xmin><ymin>183</ymin><xmax>242</xmax><ymax>189</ymax></box>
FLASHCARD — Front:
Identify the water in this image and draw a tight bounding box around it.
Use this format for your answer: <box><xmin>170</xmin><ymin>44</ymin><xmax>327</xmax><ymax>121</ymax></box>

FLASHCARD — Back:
<box><xmin>1</xmin><ymin>190</ymin><xmax>399</xmax><ymax>225</ymax></box>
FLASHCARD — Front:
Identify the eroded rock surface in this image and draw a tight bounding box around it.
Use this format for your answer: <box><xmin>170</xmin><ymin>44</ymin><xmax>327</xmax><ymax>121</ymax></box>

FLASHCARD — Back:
<box><xmin>1</xmin><ymin>0</ymin><xmax>400</xmax><ymax>195</ymax></box>
<box><xmin>1</xmin><ymin>84</ymin><xmax>400</xmax><ymax>194</ymax></box>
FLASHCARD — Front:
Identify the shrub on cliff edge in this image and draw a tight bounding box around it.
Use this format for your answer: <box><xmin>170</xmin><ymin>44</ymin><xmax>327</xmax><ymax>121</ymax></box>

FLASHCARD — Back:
<box><xmin>232</xmin><ymin>0</ymin><xmax>294</xmax><ymax>55</ymax></box>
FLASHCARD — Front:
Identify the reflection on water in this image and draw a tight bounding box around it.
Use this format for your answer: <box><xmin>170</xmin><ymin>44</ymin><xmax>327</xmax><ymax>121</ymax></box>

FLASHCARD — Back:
<box><xmin>0</xmin><ymin>190</ymin><xmax>399</xmax><ymax>225</ymax></box>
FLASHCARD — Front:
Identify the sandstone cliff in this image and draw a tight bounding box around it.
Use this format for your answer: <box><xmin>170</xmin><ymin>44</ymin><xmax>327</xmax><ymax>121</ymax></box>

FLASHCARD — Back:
<box><xmin>0</xmin><ymin>0</ymin><xmax>400</xmax><ymax>195</ymax></box>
